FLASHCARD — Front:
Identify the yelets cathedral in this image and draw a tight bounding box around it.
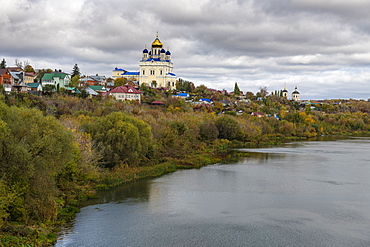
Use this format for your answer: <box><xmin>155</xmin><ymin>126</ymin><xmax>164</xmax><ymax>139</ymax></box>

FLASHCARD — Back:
<box><xmin>113</xmin><ymin>34</ymin><xmax>177</xmax><ymax>89</ymax></box>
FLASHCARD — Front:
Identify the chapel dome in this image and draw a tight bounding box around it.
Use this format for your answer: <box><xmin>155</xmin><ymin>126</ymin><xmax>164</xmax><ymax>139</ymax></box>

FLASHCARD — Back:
<box><xmin>152</xmin><ymin>37</ymin><xmax>163</xmax><ymax>48</ymax></box>
<box><xmin>143</xmin><ymin>48</ymin><xmax>148</xmax><ymax>53</ymax></box>
<box><xmin>166</xmin><ymin>50</ymin><xmax>171</xmax><ymax>55</ymax></box>
<box><xmin>161</xmin><ymin>49</ymin><xmax>166</xmax><ymax>53</ymax></box>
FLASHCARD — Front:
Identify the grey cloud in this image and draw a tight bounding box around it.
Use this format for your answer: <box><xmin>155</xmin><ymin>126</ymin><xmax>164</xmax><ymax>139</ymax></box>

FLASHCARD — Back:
<box><xmin>1</xmin><ymin>0</ymin><xmax>370</xmax><ymax>99</ymax></box>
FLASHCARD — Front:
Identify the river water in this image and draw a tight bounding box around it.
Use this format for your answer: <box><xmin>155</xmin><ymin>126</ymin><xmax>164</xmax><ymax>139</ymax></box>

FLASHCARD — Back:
<box><xmin>56</xmin><ymin>137</ymin><xmax>370</xmax><ymax>247</ymax></box>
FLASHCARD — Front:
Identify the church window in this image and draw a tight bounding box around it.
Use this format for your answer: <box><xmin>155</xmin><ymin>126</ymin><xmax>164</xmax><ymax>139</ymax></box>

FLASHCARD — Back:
<box><xmin>150</xmin><ymin>70</ymin><xmax>155</xmax><ymax>75</ymax></box>
<box><xmin>160</xmin><ymin>70</ymin><xmax>163</xmax><ymax>75</ymax></box>
<box><xmin>142</xmin><ymin>70</ymin><xmax>145</xmax><ymax>75</ymax></box>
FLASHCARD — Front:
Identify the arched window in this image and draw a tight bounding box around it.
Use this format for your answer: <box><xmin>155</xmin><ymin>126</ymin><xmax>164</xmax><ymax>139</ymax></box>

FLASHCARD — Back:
<box><xmin>142</xmin><ymin>69</ymin><xmax>145</xmax><ymax>75</ymax></box>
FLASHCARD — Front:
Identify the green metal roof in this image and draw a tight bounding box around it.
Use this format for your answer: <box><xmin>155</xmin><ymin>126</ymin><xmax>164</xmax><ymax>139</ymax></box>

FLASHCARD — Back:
<box><xmin>89</xmin><ymin>85</ymin><xmax>105</xmax><ymax>91</ymax></box>
<box><xmin>42</xmin><ymin>72</ymin><xmax>68</xmax><ymax>80</ymax></box>
<box><xmin>27</xmin><ymin>83</ymin><xmax>41</xmax><ymax>88</ymax></box>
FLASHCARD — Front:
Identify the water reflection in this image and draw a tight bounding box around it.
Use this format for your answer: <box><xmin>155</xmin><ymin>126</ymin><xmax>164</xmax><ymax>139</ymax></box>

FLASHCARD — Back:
<box><xmin>81</xmin><ymin>178</ymin><xmax>152</xmax><ymax>207</ymax></box>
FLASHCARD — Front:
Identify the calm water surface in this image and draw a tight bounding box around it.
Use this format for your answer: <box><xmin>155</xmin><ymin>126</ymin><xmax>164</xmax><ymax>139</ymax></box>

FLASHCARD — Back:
<box><xmin>56</xmin><ymin>137</ymin><xmax>370</xmax><ymax>247</ymax></box>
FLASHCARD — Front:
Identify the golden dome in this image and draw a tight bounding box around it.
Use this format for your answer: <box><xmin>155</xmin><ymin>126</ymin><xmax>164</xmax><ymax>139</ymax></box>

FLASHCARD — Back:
<box><xmin>152</xmin><ymin>33</ymin><xmax>163</xmax><ymax>47</ymax></box>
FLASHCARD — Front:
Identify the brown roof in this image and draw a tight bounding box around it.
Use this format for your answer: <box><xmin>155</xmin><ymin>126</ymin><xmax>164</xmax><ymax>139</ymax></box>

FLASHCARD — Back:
<box><xmin>0</xmin><ymin>69</ymin><xmax>8</xmax><ymax>76</ymax></box>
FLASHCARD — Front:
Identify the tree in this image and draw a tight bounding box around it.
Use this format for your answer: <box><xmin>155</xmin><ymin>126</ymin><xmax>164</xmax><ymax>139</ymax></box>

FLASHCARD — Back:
<box><xmin>0</xmin><ymin>101</ymin><xmax>74</xmax><ymax>223</ymax></box>
<box><xmin>43</xmin><ymin>84</ymin><xmax>56</xmax><ymax>93</ymax></box>
<box><xmin>69</xmin><ymin>75</ymin><xmax>80</xmax><ymax>87</ymax></box>
<box><xmin>82</xmin><ymin>112</ymin><xmax>153</xmax><ymax>168</ymax></box>
<box><xmin>0</xmin><ymin>58</ymin><xmax>6</xmax><ymax>69</ymax></box>
<box><xmin>14</xmin><ymin>59</ymin><xmax>30</xmax><ymax>69</ymax></box>
<box><xmin>215</xmin><ymin>115</ymin><xmax>243</xmax><ymax>140</ymax></box>
<box><xmin>35</xmin><ymin>68</ymin><xmax>53</xmax><ymax>82</ymax></box>
<box><xmin>24</xmin><ymin>64</ymin><xmax>35</xmax><ymax>72</ymax></box>
<box><xmin>234</xmin><ymin>82</ymin><xmax>241</xmax><ymax>96</ymax></box>
<box><xmin>176</xmin><ymin>78</ymin><xmax>195</xmax><ymax>92</ymax></box>
<box><xmin>71</xmin><ymin>64</ymin><xmax>81</xmax><ymax>78</ymax></box>
<box><xmin>199</xmin><ymin>121</ymin><xmax>219</xmax><ymax>141</ymax></box>
<box><xmin>195</xmin><ymin>84</ymin><xmax>208</xmax><ymax>95</ymax></box>
<box><xmin>114</xmin><ymin>77</ymin><xmax>127</xmax><ymax>87</ymax></box>
<box><xmin>257</xmin><ymin>86</ymin><xmax>268</xmax><ymax>98</ymax></box>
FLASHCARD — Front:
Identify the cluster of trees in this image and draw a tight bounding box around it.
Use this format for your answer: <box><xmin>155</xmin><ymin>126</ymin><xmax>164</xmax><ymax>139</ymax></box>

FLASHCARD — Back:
<box><xmin>1</xmin><ymin>87</ymin><xmax>370</xmax><ymax>245</ymax></box>
<box><xmin>0</xmin><ymin>100</ymin><xmax>76</xmax><ymax>226</ymax></box>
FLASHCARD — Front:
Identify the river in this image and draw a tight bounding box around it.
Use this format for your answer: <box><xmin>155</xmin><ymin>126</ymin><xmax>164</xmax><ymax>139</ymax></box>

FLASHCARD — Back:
<box><xmin>56</xmin><ymin>137</ymin><xmax>370</xmax><ymax>247</ymax></box>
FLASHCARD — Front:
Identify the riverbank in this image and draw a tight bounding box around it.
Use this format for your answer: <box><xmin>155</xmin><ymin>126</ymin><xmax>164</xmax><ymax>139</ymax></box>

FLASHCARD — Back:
<box><xmin>1</xmin><ymin>134</ymin><xmax>368</xmax><ymax>246</ymax></box>
<box><xmin>0</xmin><ymin>146</ymin><xmax>250</xmax><ymax>247</ymax></box>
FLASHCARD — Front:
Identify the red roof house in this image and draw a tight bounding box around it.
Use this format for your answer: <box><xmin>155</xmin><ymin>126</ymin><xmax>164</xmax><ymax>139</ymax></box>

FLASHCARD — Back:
<box><xmin>109</xmin><ymin>85</ymin><xmax>141</xmax><ymax>103</ymax></box>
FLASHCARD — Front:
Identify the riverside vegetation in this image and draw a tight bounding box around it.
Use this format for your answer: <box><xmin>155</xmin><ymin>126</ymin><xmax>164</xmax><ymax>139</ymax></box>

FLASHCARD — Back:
<box><xmin>1</xmin><ymin>87</ymin><xmax>370</xmax><ymax>246</ymax></box>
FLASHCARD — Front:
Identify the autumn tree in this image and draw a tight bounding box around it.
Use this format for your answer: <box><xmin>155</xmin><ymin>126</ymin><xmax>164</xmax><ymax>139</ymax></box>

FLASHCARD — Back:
<box><xmin>114</xmin><ymin>77</ymin><xmax>127</xmax><ymax>87</ymax></box>
<box><xmin>215</xmin><ymin>115</ymin><xmax>243</xmax><ymax>140</ymax></box>
<box><xmin>24</xmin><ymin>64</ymin><xmax>35</xmax><ymax>72</ymax></box>
<box><xmin>35</xmin><ymin>68</ymin><xmax>53</xmax><ymax>82</ymax></box>
<box><xmin>257</xmin><ymin>87</ymin><xmax>268</xmax><ymax>98</ymax></box>
<box><xmin>199</xmin><ymin>121</ymin><xmax>219</xmax><ymax>141</ymax></box>
<box><xmin>82</xmin><ymin>112</ymin><xmax>153</xmax><ymax>168</ymax></box>
<box><xmin>0</xmin><ymin>101</ymin><xmax>75</xmax><ymax>224</ymax></box>
<box><xmin>176</xmin><ymin>78</ymin><xmax>195</xmax><ymax>92</ymax></box>
<box><xmin>69</xmin><ymin>75</ymin><xmax>80</xmax><ymax>87</ymax></box>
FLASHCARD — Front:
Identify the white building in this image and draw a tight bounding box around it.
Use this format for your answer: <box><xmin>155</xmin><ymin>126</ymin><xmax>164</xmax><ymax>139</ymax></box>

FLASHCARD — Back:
<box><xmin>109</xmin><ymin>85</ymin><xmax>141</xmax><ymax>103</ymax></box>
<box><xmin>113</xmin><ymin>34</ymin><xmax>177</xmax><ymax>89</ymax></box>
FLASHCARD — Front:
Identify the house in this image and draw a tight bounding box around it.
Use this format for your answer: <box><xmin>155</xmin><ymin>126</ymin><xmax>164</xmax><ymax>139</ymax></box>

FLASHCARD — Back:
<box><xmin>251</xmin><ymin>112</ymin><xmax>265</xmax><ymax>118</ymax></box>
<box><xmin>27</xmin><ymin>83</ymin><xmax>42</xmax><ymax>96</ymax></box>
<box><xmin>85</xmin><ymin>87</ymin><xmax>99</xmax><ymax>96</ymax></box>
<box><xmin>66</xmin><ymin>87</ymin><xmax>81</xmax><ymax>94</ymax></box>
<box><xmin>109</xmin><ymin>85</ymin><xmax>141</xmax><ymax>103</ymax></box>
<box><xmin>9</xmin><ymin>71</ymin><xmax>27</xmax><ymax>92</ymax></box>
<box><xmin>27</xmin><ymin>83</ymin><xmax>42</xmax><ymax>91</ymax></box>
<box><xmin>79</xmin><ymin>76</ymin><xmax>96</xmax><ymax>86</ymax></box>
<box><xmin>89</xmin><ymin>85</ymin><xmax>108</xmax><ymax>94</ymax></box>
<box><xmin>80</xmin><ymin>75</ymin><xmax>107</xmax><ymax>86</ymax></box>
<box><xmin>0</xmin><ymin>69</ymin><xmax>11</xmax><ymax>85</ymax></box>
<box><xmin>199</xmin><ymin>98</ymin><xmax>212</xmax><ymax>104</ymax></box>
<box><xmin>41</xmin><ymin>70</ymin><xmax>71</xmax><ymax>90</ymax></box>
<box><xmin>173</xmin><ymin>93</ymin><xmax>189</xmax><ymax>98</ymax></box>
<box><xmin>151</xmin><ymin>101</ymin><xmax>165</xmax><ymax>106</ymax></box>
<box><xmin>24</xmin><ymin>72</ymin><xmax>37</xmax><ymax>84</ymax></box>
<box><xmin>90</xmin><ymin>75</ymin><xmax>106</xmax><ymax>85</ymax></box>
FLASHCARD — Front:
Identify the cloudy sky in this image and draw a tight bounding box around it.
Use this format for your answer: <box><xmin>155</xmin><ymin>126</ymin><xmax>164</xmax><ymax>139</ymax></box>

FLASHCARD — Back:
<box><xmin>1</xmin><ymin>0</ymin><xmax>370</xmax><ymax>99</ymax></box>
